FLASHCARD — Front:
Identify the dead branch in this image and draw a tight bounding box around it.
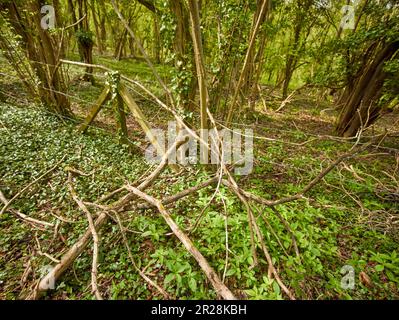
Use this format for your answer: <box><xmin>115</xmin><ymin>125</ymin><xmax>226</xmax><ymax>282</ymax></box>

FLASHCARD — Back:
<box><xmin>238</xmin><ymin>135</ymin><xmax>385</xmax><ymax>208</ymax></box>
<box><xmin>27</xmin><ymin>136</ymin><xmax>189</xmax><ymax>300</ymax></box>
<box><xmin>26</xmin><ymin>211</ymin><xmax>108</xmax><ymax>300</ymax></box>
<box><xmin>269</xmin><ymin>206</ymin><xmax>300</xmax><ymax>259</ymax></box>
<box><xmin>110</xmin><ymin>134</ymin><xmax>189</xmax><ymax>211</ymax></box>
<box><xmin>0</xmin><ymin>190</ymin><xmax>54</xmax><ymax>228</ymax></box>
<box><xmin>124</xmin><ymin>185</ymin><xmax>237</xmax><ymax>300</ymax></box>
<box><xmin>225</xmin><ymin>181</ymin><xmax>295</xmax><ymax>300</ymax></box>
<box><xmin>133</xmin><ymin>175</ymin><xmax>220</xmax><ymax>210</ymax></box>
<box><xmin>252</xmin><ymin>204</ymin><xmax>290</xmax><ymax>257</ymax></box>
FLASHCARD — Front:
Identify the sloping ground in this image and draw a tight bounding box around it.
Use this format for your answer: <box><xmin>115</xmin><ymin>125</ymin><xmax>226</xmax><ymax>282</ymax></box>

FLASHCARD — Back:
<box><xmin>1</xmin><ymin>99</ymin><xmax>398</xmax><ymax>300</ymax></box>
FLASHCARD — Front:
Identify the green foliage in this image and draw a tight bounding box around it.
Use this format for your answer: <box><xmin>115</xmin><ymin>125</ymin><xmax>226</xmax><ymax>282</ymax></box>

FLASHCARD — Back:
<box><xmin>1</xmin><ymin>0</ymin><xmax>398</xmax><ymax>301</ymax></box>
<box><xmin>76</xmin><ymin>29</ymin><xmax>94</xmax><ymax>47</ymax></box>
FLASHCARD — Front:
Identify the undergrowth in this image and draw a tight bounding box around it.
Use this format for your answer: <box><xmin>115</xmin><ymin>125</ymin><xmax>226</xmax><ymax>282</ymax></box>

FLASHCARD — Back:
<box><xmin>1</xmin><ymin>100</ymin><xmax>397</xmax><ymax>300</ymax></box>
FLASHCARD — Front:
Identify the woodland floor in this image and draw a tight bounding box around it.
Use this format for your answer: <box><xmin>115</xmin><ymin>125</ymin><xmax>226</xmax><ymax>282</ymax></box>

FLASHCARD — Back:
<box><xmin>0</xmin><ymin>55</ymin><xmax>398</xmax><ymax>300</ymax></box>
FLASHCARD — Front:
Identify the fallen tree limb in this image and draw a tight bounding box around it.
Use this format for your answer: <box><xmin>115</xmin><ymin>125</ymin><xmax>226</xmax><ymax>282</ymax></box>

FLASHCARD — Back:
<box><xmin>0</xmin><ymin>191</ymin><xmax>54</xmax><ymax>228</ymax></box>
<box><xmin>109</xmin><ymin>135</ymin><xmax>189</xmax><ymax>212</ymax></box>
<box><xmin>127</xmin><ymin>175</ymin><xmax>221</xmax><ymax>211</ymax></box>
<box><xmin>125</xmin><ymin>185</ymin><xmax>237</xmax><ymax>300</ymax></box>
<box><xmin>27</xmin><ymin>136</ymin><xmax>188</xmax><ymax>300</ymax></box>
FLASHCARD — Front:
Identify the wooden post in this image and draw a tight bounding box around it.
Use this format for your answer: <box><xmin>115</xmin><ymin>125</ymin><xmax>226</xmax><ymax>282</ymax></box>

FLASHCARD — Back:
<box><xmin>77</xmin><ymin>72</ymin><xmax>178</xmax><ymax>170</ymax></box>
<box><xmin>78</xmin><ymin>86</ymin><xmax>111</xmax><ymax>133</ymax></box>
<box><xmin>119</xmin><ymin>85</ymin><xmax>163</xmax><ymax>155</ymax></box>
<box><xmin>113</xmin><ymin>93</ymin><xmax>130</xmax><ymax>147</ymax></box>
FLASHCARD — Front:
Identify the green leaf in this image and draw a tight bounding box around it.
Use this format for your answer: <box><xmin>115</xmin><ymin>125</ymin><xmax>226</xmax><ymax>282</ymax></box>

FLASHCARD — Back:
<box><xmin>177</xmin><ymin>263</ymin><xmax>186</xmax><ymax>273</ymax></box>
<box><xmin>226</xmin><ymin>269</ymin><xmax>235</xmax><ymax>277</ymax></box>
<box><xmin>375</xmin><ymin>265</ymin><xmax>384</xmax><ymax>272</ymax></box>
<box><xmin>142</xmin><ymin>231</ymin><xmax>152</xmax><ymax>237</ymax></box>
<box><xmin>164</xmin><ymin>274</ymin><xmax>175</xmax><ymax>285</ymax></box>
<box><xmin>189</xmin><ymin>278</ymin><xmax>197</xmax><ymax>292</ymax></box>
<box><xmin>272</xmin><ymin>281</ymin><xmax>281</xmax><ymax>295</ymax></box>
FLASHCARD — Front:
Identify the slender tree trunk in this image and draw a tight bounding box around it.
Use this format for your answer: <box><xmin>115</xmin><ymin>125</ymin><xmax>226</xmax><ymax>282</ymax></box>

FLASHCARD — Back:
<box><xmin>187</xmin><ymin>0</ymin><xmax>208</xmax><ymax>131</ymax></box>
<box><xmin>69</xmin><ymin>0</ymin><xmax>94</xmax><ymax>83</ymax></box>
<box><xmin>241</xmin><ymin>0</ymin><xmax>269</xmax><ymax>97</ymax></box>
<box><xmin>153</xmin><ymin>12</ymin><xmax>161</xmax><ymax>63</ymax></box>
<box><xmin>170</xmin><ymin>0</ymin><xmax>197</xmax><ymax>112</ymax></box>
<box><xmin>90</xmin><ymin>0</ymin><xmax>104</xmax><ymax>54</ymax></box>
<box><xmin>0</xmin><ymin>0</ymin><xmax>71</xmax><ymax>116</ymax></box>
<box><xmin>336</xmin><ymin>41</ymin><xmax>399</xmax><ymax>137</ymax></box>
<box><xmin>226</xmin><ymin>0</ymin><xmax>270</xmax><ymax>124</ymax></box>
<box><xmin>98</xmin><ymin>0</ymin><xmax>107</xmax><ymax>50</ymax></box>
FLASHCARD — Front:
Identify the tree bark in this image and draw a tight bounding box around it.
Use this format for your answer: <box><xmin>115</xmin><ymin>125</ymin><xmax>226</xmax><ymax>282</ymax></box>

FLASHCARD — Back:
<box><xmin>187</xmin><ymin>0</ymin><xmax>208</xmax><ymax>130</ymax></box>
<box><xmin>0</xmin><ymin>0</ymin><xmax>71</xmax><ymax>116</ymax></box>
<box><xmin>336</xmin><ymin>41</ymin><xmax>399</xmax><ymax>137</ymax></box>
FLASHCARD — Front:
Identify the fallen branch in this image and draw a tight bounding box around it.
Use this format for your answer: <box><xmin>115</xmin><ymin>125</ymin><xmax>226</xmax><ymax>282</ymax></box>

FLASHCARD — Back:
<box><xmin>27</xmin><ymin>137</ymin><xmax>188</xmax><ymax>300</ymax></box>
<box><xmin>110</xmin><ymin>135</ymin><xmax>189</xmax><ymax>211</ymax></box>
<box><xmin>26</xmin><ymin>211</ymin><xmax>108</xmax><ymax>300</ymax></box>
<box><xmin>124</xmin><ymin>185</ymin><xmax>237</xmax><ymax>300</ymax></box>
<box><xmin>237</xmin><ymin>135</ymin><xmax>384</xmax><ymax>207</ymax></box>
<box><xmin>0</xmin><ymin>190</ymin><xmax>54</xmax><ymax>228</ymax></box>
<box><xmin>225</xmin><ymin>181</ymin><xmax>295</xmax><ymax>300</ymax></box>
<box><xmin>133</xmin><ymin>175</ymin><xmax>220</xmax><ymax>210</ymax></box>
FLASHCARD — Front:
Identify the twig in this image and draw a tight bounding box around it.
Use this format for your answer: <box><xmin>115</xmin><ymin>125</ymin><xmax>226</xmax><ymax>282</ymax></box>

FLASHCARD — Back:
<box><xmin>252</xmin><ymin>204</ymin><xmax>290</xmax><ymax>257</ymax></box>
<box><xmin>220</xmin><ymin>195</ymin><xmax>230</xmax><ymax>283</ymax></box>
<box><xmin>34</xmin><ymin>233</ymin><xmax>60</xmax><ymax>263</ymax></box>
<box><xmin>0</xmin><ymin>190</ymin><xmax>53</xmax><ymax>228</ymax></box>
<box><xmin>125</xmin><ymin>185</ymin><xmax>237</xmax><ymax>300</ymax></box>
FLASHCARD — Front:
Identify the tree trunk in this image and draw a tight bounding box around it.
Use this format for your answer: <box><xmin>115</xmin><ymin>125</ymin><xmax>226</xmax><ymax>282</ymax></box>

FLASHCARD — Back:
<box><xmin>90</xmin><ymin>0</ymin><xmax>104</xmax><ymax>55</ymax></box>
<box><xmin>241</xmin><ymin>0</ymin><xmax>269</xmax><ymax>97</ymax></box>
<box><xmin>68</xmin><ymin>0</ymin><xmax>95</xmax><ymax>83</ymax></box>
<box><xmin>153</xmin><ymin>12</ymin><xmax>161</xmax><ymax>64</ymax></box>
<box><xmin>336</xmin><ymin>41</ymin><xmax>399</xmax><ymax>137</ymax></box>
<box><xmin>226</xmin><ymin>0</ymin><xmax>270</xmax><ymax>124</ymax></box>
<box><xmin>0</xmin><ymin>0</ymin><xmax>71</xmax><ymax>116</ymax></box>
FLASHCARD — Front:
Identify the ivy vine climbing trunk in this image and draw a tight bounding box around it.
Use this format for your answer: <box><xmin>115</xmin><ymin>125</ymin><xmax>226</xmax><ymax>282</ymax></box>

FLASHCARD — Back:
<box><xmin>170</xmin><ymin>0</ymin><xmax>197</xmax><ymax>112</ymax></box>
<box><xmin>68</xmin><ymin>0</ymin><xmax>95</xmax><ymax>83</ymax></box>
